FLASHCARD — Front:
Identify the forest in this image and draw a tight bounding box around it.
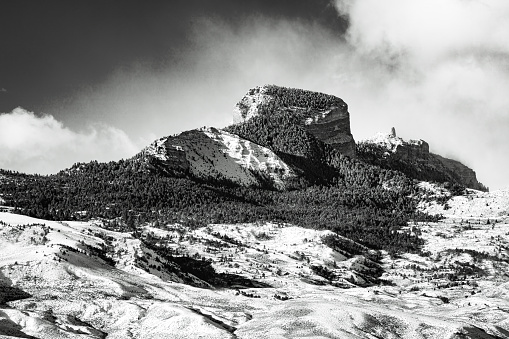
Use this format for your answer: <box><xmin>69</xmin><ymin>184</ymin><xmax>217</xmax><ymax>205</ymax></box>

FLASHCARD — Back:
<box><xmin>263</xmin><ymin>85</ymin><xmax>344</xmax><ymax>110</ymax></box>
<box><xmin>0</xmin><ymin>150</ymin><xmax>432</xmax><ymax>256</ymax></box>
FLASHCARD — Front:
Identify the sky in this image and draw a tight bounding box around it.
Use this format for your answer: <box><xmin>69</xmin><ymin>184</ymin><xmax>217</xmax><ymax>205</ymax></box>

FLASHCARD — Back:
<box><xmin>1</xmin><ymin>0</ymin><xmax>508</xmax><ymax>190</ymax></box>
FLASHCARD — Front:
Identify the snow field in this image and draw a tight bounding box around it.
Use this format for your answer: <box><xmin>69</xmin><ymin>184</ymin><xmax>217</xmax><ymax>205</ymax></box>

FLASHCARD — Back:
<box><xmin>3</xmin><ymin>190</ymin><xmax>509</xmax><ymax>339</ymax></box>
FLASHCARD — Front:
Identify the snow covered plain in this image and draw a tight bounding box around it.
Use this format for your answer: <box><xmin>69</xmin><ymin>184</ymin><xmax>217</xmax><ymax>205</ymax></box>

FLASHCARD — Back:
<box><xmin>2</xmin><ymin>187</ymin><xmax>509</xmax><ymax>338</ymax></box>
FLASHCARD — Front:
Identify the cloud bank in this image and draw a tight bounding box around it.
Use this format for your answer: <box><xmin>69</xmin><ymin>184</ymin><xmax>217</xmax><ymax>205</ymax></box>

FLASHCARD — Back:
<box><xmin>329</xmin><ymin>0</ymin><xmax>509</xmax><ymax>190</ymax></box>
<box><xmin>0</xmin><ymin>108</ymin><xmax>138</xmax><ymax>175</ymax></box>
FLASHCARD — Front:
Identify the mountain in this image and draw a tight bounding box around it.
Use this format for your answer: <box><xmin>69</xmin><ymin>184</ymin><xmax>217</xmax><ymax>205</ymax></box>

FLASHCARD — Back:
<box><xmin>1</xmin><ymin>84</ymin><xmax>506</xmax><ymax>338</ymax></box>
<box><xmin>136</xmin><ymin>85</ymin><xmax>483</xmax><ymax>193</ymax></box>
<box><xmin>233</xmin><ymin>85</ymin><xmax>356</xmax><ymax>157</ymax></box>
<box><xmin>358</xmin><ymin>130</ymin><xmax>488</xmax><ymax>191</ymax></box>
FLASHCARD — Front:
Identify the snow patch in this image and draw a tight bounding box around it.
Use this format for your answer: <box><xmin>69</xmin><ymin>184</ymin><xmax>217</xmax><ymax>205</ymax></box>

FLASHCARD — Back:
<box><xmin>232</xmin><ymin>85</ymin><xmax>273</xmax><ymax>123</ymax></box>
<box><xmin>304</xmin><ymin>109</ymin><xmax>332</xmax><ymax>125</ymax></box>
<box><xmin>361</xmin><ymin>132</ymin><xmax>405</xmax><ymax>153</ymax></box>
<box><xmin>200</xmin><ymin>128</ymin><xmax>295</xmax><ymax>188</ymax></box>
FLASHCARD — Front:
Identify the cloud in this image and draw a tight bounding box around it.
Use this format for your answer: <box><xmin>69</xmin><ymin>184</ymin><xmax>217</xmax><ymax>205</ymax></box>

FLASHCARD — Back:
<box><xmin>0</xmin><ymin>88</ymin><xmax>6</xmax><ymax>93</ymax></box>
<box><xmin>329</xmin><ymin>0</ymin><xmax>509</xmax><ymax>190</ymax></box>
<box><xmin>0</xmin><ymin>108</ymin><xmax>138</xmax><ymax>174</ymax></box>
<box><xmin>47</xmin><ymin>17</ymin><xmax>348</xmax><ymax>144</ymax></box>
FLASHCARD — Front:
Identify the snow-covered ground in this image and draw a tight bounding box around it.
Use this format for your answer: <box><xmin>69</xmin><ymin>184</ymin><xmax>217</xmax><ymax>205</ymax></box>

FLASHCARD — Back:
<box><xmin>199</xmin><ymin>128</ymin><xmax>296</xmax><ymax>189</ymax></box>
<box><xmin>2</xmin><ymin>186</ymin><xmax>509</xmax><ymax>338</ymax></box>
<box><xmin>420</xmin><ymin>186</ymin><xmax>509</xmax><ymax>220</ymax></box>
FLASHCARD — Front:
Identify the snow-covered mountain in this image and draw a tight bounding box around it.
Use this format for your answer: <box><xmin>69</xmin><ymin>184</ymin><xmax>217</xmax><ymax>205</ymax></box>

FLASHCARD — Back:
<box><xmin>138</xmin><ymin>127</ymin><xmax>297</xmax><ymax>190</ymax></box>
<box><xmin>1</xmin><ymin>84</ymin><xmax>505</xmax><ymax>338</ymax></box>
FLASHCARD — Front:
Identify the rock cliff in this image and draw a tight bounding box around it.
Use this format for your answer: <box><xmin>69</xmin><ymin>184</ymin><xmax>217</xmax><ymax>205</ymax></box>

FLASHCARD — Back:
<box><xmin>233</xmin><ymin>85</ymin><xmax>356</xmax><ymax>157</ymax></box>
<box><xmin>358</xmin><ymin>132</ymin><xmax>487</xmax><ymax>191</ymax></box>
<box><xmin>432</xmin><ymin>154</ymin><xmax>485</xmax><ymax>191</ymax></box>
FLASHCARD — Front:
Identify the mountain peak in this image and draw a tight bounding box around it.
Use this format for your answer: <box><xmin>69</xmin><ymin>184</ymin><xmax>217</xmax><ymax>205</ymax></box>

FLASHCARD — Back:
<box><xmin>232</xmin><ymin>84</ymin><xmax>355</xmax><ymax>157</ymax></box>
<box><xmin>362</xmin><ymin>132</ymin><xmax>428</xmax><ymax>155</ymax></box>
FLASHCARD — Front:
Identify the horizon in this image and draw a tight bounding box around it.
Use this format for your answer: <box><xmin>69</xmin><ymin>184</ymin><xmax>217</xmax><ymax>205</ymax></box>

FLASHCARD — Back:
<box><xmin>1</xmin><ymin>0</ymin><xmax>509</xmax><ymax>190</ymax></box>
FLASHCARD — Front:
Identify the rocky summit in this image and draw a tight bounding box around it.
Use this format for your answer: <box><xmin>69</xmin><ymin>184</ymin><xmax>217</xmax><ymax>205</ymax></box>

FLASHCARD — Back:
<box><xmin>233</xmin><ymin>85</ymin><xmax>356</xmax><ymax>157</ymax></box>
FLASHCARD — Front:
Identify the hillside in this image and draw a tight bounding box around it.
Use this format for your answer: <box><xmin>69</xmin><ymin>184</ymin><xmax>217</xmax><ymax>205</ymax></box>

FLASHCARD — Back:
<box><xmin>0</xmin><ymin>151</ymin><xmax>424</xmax><ymax>256</ymax></box>
<box><xmin>2</xmin><ymin>187</ymin><xmax>509</xmax><ymax>338</ymax></box>
<box><xmin>136</xmin><ymin>127</ymin><xmax>298</xmax><ymax>190</ymax></box>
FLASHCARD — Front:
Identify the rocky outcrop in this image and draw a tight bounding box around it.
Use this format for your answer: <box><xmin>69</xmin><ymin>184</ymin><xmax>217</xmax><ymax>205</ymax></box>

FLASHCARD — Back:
<box><xmin>139</xmin><ymin>136</ymin><xmax>190</xmax><ymax>177</ymax></box>
<box><xmin>233</xmin><ymin>85</ymin><xmax>356</xmax><ymax>157</ymax></box>
<box><xmin>362</xmin><ymin>132</ymin><xmax>430</xmax><ymax>161</ymax></box>
<box><xmin>137</xmin><ymin>127</ymin><xmax>297</xmax><ymax>190</ymax></box>
<box><xmin>359</xmin><ymin>132</ymin><xmax>487</xmax><ymax>191</ymax></box>
<box><xmin>432</xmin><ymin>154</ymin><xmax>484</xmax><ymax>191</ymax></box>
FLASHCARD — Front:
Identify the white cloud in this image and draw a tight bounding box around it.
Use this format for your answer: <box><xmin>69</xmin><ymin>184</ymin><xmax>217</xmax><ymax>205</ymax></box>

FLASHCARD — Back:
<box><xmin>330</xmin><ymin>0</ymin><xmax>509</xmax><ymax>190</ymax></box>
<box><xmin>337</xmin><ymin>0</ymin><xmax>509</xmax><ymax>62</ymax></box>
<box><xmin>0</xmin><ymin>88</ymin><xmax>6</xmax><ymax>93</ymax></box>
<box><xmin>0</xmin><ymin>108</ymin><xmax>138</xmax><ymax>174</ymax></box>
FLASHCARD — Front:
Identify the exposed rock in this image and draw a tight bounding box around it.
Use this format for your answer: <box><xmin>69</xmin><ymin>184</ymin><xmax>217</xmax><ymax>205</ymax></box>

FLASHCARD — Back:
<box><xmin>362</xmin><ymin>132</ymin><xmax>430</xmax><ymax>161</ymax></box>
<box><xmin>433</xmin><ymin>154</ymin><xmax>485</xmax><ymax>191</ymax></box>
<box><xmin>233</xmin><ymin>85</ymin><xmax>356</xmax><ymax>157</ymax></box>
<box><xmin>139</xmin><ymin>136</ymin><xmax>190</xmax><ymax>177</ymax></box>
<box><xmin>359</xmin><ymin>132</ymin><xmax>487</xmax><ymax>191</ymax></box>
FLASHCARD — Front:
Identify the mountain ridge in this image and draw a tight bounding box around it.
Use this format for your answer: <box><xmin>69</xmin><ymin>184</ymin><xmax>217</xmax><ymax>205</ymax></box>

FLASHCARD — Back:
<box><xmin>0</xmin><ymin>84</ymin><xmax>506</xmax><ymax>339</ymax></box>
<box><xmin>358</xmin><ymin>131</ymin><xmax>487</xmax><ymax>191</ymax></box>
<box><xmin>136</xmin><ymin>127</ymin><xmax>298</xmax><ymax>190</ymax></box>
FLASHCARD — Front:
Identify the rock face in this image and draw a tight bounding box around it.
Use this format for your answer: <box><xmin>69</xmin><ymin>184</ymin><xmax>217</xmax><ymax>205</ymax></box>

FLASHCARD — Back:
<box><xmin>433</xmin><ymin>154</ymin><xmax>484</xmax><ymax>191</ymax></box>
<box><xmin>359</xmin><ymin>132</ymin><xmax>487</xmax><ymax>191</ymax></box>
<box><xmin>233</xmin><ymin>85</ymin><xmax>356</xmax><ymax>157</ymax></box>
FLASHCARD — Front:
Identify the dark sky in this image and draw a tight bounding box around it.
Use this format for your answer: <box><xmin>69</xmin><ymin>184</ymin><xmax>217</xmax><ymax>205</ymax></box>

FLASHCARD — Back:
<box><xmin>1</xmin><ymin>0</ymin><xmax>508</xmax><ymax>190</ymax></box>
<box><xmin>0</xmin><ymin>0</ymin><xmax>345</xmax><ymax>114</ymax></box>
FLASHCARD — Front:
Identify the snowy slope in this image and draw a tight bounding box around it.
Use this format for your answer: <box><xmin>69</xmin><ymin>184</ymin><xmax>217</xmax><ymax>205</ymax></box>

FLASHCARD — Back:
<box><xmin>141</xmin><ymin>127</ymin><xmax>297</xmax><ymax>189</ymax></box>
<box><xmin>420</xmin><ymin>186</ymin><xmax>509</xmax><ymax>219</ymax></box>
<box><xmin>2</xmin><ymin>210</ymin><xmax>509</xmax><ymax>338</ymax></box>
